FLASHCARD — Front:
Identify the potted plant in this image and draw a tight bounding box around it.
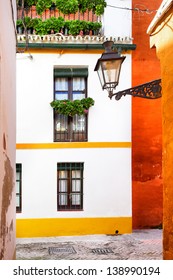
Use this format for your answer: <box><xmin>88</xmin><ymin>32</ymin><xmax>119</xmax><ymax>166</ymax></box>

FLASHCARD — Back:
<box><xmin>54</xmin><ymin>0</ymin><xmax>107</xmax><ymax>16</ymax></box>
<box><xmin>49</xmin><ymin>2</ymin><xmax>56</xmax><ymax>10</ymax></box>
<box><xmin>54</xmin><ymin>16</ymin><xmax>65</xmax><ymax>33</ymax></box>
<box><xmin>25</xmin><ymin>0</ymin><xmax>37</xmax><ymax>7</ymax></box>
<box><xmin>69</xmin><ymin>20</ymin><xmax>82</xmax><ymax>36</ymax></box>
<box><xmin>44</xmin><ymin>18</ymin><xmax>53</xmax><ymax>34</ymax></box>
<box><xmin>63</xmin><ymin>20</ymin><xmax>70</xmax><ymax>35</ymax></box>
<box><xmin>16</xmin><ymin>19</ymin><xmax>24</xmax><ymax>34</ymax></box>
<box><xmin>80</xmin><ymin>20</ymin><xmax>90</xmax><ymax>35</ymax></box>
<box><xmin>94</xmin><ymin>0</ymin><xmax>107</xmax><ymax>16</ymax></box>
<box><xmin>17</xmin><ymin>17</ymin><xmax>102</xmax><ymax>36</ymax></box>
<box><xmin>93</xmin><ymin>22</ymin><xmax>102</xmax><ymax>35</ymax></box>
<box><xmin>55</xmin><ymin>0</ymin><xmax>79</xmax><ymax>15</ymax></box>
<box><xmin>23</xmin><ymin>16</ymin><xmax>33</xmax><ymax>34</ymax></box>
<box><xmin>31</xmin><ymin>17</ymin><xmax>42</xmax><ymax>34</ymax></box>
<box><xmin>50</xmin><ymin>97</ymin><xmax>95</xmax><ymax>116</ymax></box>
<box><xmin>36</xmin><ymin>0</ymin><xmax>53</xmax><ymax>15</ymax></box>
<box><xmin>17</xmin><ymin>0</ymin><xmax>37</xmax><ymax>8</ymax></box>
<box><xmin>34</xmin><ymin>19</ymin><xmax>48</xmax><ymax>35</ymax></box>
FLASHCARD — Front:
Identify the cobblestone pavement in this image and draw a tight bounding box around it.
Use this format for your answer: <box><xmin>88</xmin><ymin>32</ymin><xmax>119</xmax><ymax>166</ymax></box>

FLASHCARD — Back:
<box><xmin>16</xmin><ymin>229</ymin><xmax>162</xmax><ymax>260</ymax></box>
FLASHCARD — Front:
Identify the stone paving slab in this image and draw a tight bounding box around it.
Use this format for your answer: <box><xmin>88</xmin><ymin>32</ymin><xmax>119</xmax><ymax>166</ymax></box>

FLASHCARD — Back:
<box><xmin>16</xmin><ymin>229</ymin><xmax>163</xmax><ymax>260</ymax></box>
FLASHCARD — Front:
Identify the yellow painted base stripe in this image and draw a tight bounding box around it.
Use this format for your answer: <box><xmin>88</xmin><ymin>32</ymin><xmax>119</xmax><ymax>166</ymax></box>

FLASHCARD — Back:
<box><xmin>16</xmin><ymin>142</ymin><xmax>131</xmax><ymax>150</ymax></box>
<box><xmin>16</xmin><ymin>217</ymin><xmax>132</xmax><ymax>238</ymax></box>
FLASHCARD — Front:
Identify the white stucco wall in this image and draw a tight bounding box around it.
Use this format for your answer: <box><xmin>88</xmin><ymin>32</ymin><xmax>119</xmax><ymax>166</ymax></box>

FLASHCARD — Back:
<box><xmin>16</xmin><ymin>147</ymin><xmax>131</xmax><ymax>219</ymax></box>
<box><xmin>104</xmin><ymin>0</ymin><xmax>132</xmax><ymax>38</ymax></box>
<box><xmin>16</xmin><ymin>50</ymin><xmax>132</xmax><ymax>222</ymax></box>
<box><xmin>16</xmin><ymin>52</ymin><xmax>131</xmax><ymax>143</ymax></box>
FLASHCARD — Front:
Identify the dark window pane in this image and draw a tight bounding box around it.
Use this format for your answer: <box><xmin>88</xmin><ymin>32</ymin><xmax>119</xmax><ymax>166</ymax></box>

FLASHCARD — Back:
<box><xmin>53</xmin><ymin>72</ymin><xmax>87</xmax><ymax>142</ymax></box>
<box><xmin>57</xmin><ymin>163</ymin><xmax>83</xmax><ymax>211</ymax></box>
<box><xmin>16</xmin><ymin>163</ymin><xmax>22</xmax><ymax>212</ymax></box>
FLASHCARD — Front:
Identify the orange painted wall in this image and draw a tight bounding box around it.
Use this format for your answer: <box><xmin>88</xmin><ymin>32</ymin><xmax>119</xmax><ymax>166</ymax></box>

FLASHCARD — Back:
<box><xmin>148</xmin><ymin>5</ymin><xmax>173</xmax><ymax>259</ymax></box>
<box><xmin>132</xmin><ymin>0</ymin><xmax>163</xmax><ymax>228</ymax></box>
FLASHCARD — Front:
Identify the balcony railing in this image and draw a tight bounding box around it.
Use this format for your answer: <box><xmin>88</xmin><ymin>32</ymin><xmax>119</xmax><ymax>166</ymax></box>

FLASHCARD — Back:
<box><xmin>17</xmin><ymin>6</ymin><xmax>101</xmax><ymax>36</ymax></box>
<box><xmin>17</xmin><ymin>6</ymin><xmax>98</xmax><ymax>22</ymax></box>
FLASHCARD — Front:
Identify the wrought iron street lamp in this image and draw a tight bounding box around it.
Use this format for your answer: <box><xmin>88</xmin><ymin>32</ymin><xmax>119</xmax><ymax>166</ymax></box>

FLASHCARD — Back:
<box><xmin>94</xmin><ymin>41</ymin><xmax>162</xmax><ymax>100</ymax></box>
<box><xmin>94</xmin><ymin>41</ymin><xmax>125</xmax><ymax>98</ymax></box>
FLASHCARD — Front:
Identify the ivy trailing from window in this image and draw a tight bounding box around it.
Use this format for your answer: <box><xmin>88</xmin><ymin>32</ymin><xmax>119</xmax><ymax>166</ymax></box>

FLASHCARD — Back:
<box><xmin>50</xmin><ymin>97</ymin><xmax>95</xmax><ymax>116</ymax></box>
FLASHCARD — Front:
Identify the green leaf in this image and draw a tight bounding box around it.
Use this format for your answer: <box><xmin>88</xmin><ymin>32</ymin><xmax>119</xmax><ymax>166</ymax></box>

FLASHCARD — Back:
<box><xmin>55</xmin><ymin>0</ymin><xmax>79</xmax><ymax>15</ymax></box>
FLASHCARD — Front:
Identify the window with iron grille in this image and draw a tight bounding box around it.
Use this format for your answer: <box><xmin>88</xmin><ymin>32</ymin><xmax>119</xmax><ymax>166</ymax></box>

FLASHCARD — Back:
<box><xmin>16</xmin><ymin>163</ymin><xmax>22</xmax><ymax>213</ymax></box>
<box><xmin>57</xmin><ymin>162</ymin><xmax>84</xmax><ymax>211</ymax></box>
<box><xmin>54</xmin><ymin>68</ymin><xmax>88</xmax><ymax>142</ymax></box>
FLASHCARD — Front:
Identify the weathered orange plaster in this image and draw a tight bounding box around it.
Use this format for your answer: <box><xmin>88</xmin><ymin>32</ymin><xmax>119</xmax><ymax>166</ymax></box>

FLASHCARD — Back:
<box><xmin>132</xmin><ymin>0</ymin><xmax>162</xmax><ymax>229</ymax></box>
<box><xmin>148</xmin><ymin>5</ymin><xmax>173</xmax><ymax>260</ymax></box>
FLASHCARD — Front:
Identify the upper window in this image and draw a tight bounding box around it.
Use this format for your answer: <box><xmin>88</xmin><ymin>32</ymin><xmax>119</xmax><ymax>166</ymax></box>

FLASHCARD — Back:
<box><xmin>16</xmin><ymin>163</ymin><xmax>22</xmax><ymax>213</ymax></box>
<box><xmin>57</xmin><ymin>162</ymin><xmax>84</xmax><ymax>211</ymax></box>
<box><xmin>54</xmin><ymin>68</ymin><xmax>88</xmax><ymax>142</ymax></box>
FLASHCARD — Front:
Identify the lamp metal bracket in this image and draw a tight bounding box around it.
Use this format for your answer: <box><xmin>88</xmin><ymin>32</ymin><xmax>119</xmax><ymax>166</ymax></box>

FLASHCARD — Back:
<box><xmin>109</xmin><ymin>79</ymin><xmax>162</xmax><ymax>100</ymax></box>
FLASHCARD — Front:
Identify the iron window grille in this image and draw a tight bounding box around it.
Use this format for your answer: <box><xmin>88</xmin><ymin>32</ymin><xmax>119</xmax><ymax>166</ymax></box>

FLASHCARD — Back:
<box><xmin>53</xmin><ymin>68</ymin><xmax>88</xmax><ymax>142</ymax></box>
<box><xmin>16</xmin><ymin>163</ymin><xmax>22</xmax><ymax>213</ymax></box>
<box><xmin>57</xmin><ymin>162</ymin><xmax>84</xmax><ymax>211</ymax></box>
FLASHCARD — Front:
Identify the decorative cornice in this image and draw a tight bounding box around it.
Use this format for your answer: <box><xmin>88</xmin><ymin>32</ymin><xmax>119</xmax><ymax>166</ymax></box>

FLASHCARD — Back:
<box><xmin>17</xmin><ymin>34</ymin><xmax>136</xmax><ymax>51</ymax></box>
<box><xmin>17</xmin><ymin>33</ymin><xmax>133</xmax><ymax>44</ymax></box>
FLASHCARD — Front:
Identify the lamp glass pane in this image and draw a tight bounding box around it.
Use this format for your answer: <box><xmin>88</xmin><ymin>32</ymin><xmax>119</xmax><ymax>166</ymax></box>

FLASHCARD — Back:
<box><xmin>102</xmin><ymin>60</ymin><xmax>122</xmax><ymax>85</ymax></box>
<box><xmin>97</xmin><ymin>63</ymin><xmax>105</xmax><ymax>88</ymax></box>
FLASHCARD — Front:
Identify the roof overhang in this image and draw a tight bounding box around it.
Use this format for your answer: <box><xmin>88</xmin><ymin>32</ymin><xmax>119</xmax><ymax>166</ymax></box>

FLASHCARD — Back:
<box><xmin>147</xmin><ymin>0</ymin><xmax>173</xmax><ymax>35</ymax></box>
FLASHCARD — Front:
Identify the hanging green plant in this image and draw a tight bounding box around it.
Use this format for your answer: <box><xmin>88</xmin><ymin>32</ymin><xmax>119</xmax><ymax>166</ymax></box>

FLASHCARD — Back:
<box><xmin>54</xmin><ymin>0</ymin><xmax>106</xmax><ymax>15</ymax></box>
<box><xmin>36</xmin><ymin>0</ymin><xmax>53</xmax><ymax>14</ymax></box>
<box><xmin>55</xmin><ymin>0</ymin><xmax>79</xmax><ymax>15</ymax></box>
<box><xmin>50</xmin><ymin>97</ymin><xmax>94</xmax><ymax>116</ymax></box>
<box><xmin>17</xmin><ymin>0</ymin><xmax>37</xmax><ymax>8</ymax></box>
<box><xmin>78</xmin><ymin>0</ymin><xmax>107</xmax><ymax>16</ymax></box>
<box><xmin>17</xmin><ymin>0</ymin><xmax>106</xmax><ymax>16</ymax></box>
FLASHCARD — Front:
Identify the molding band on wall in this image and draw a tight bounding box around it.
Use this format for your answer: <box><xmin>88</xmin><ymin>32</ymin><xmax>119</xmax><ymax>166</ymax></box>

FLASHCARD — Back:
<box><xmin>16</xmin><ymin>142</ymin><xmax>132</xmax><ymax>149</ymax></box>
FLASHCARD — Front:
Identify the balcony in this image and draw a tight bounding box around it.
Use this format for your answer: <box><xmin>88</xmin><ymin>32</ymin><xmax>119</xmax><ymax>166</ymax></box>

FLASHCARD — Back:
<box><xmin>16</xmin><ymin>5</ymin><xmax>135</xmax><ymax>52</ymax></box>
